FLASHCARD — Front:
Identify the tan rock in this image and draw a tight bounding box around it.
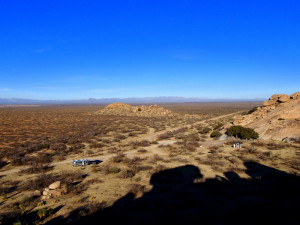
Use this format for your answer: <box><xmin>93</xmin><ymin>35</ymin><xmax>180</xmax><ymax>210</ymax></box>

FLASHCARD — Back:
<box><xmin>269</xmin><ymin>94</ymin><xmax>278</xmax><ymax>100</ymax></box>
<box><xmin>49</xmin><ymin>190</ymin><xmax>62</xmax><ymax>197</ymax></box>
<box><xmin>235</xmin><ymin>92</ymin><xmax>300</xmax><ymax>141</ymax></box>
<box><xmin>42</xmin><ymin>190</ymin><xmax>49</xmax><ymax>196</ymax></box>
<box><xmin>263</xmin><ymin>100</ymin><xmax>275</xmax><ymax>107</ymax></box>
<box><xmin>49</xmin><ymin>181</ymin><xmax>61</xmax><ymax>190</ymax></box>
<box><xmin>290</xmin><ymin>92</ymin><xmax>300</xmax><ymax>99</ymax></box>
<box><xmin>33</xmin><ymin>190</ymin><xmax>41</xmax><ymax>196</ymax></box>
<box><xmin>278</xmin><ymin>94</ymin><xmax>289</xmax><ymax>102</ymax></box>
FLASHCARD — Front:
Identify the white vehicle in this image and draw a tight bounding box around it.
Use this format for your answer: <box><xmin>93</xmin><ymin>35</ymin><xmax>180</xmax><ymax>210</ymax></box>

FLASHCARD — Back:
<box><xmin>73</xmin><ymin>159</ymin><xmax>90</xmax><ymax>167</ymax></box>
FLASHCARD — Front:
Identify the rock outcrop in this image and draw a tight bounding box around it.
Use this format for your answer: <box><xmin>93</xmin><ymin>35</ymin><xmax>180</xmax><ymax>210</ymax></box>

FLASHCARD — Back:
<box><xmin>95</xmin><ymin>103</ymin><xmax>176</xmax><ymax>117</ymax></box>
<box><xmin>233</xmin><ymin>92</ymin><xmax>300</xmax><ymax>141</ymax></box>
<box><xmin>41</xmin><ymin>181</ymin><xmax>67</xmax><ymax>200</ymax></box>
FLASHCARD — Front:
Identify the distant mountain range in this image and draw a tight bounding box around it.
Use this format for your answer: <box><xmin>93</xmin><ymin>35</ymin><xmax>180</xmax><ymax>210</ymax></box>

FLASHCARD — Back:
<box><xmin>0</xmin><ymin>97</ymin><xmax>265</xmax><ymax>105</ymax></box>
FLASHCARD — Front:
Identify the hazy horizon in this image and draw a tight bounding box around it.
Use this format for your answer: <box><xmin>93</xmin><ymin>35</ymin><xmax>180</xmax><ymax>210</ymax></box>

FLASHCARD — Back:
<box><xmin>1</xmin><ymin>1</ymin><xmax>299</xmax><ymax>100</ymax></box>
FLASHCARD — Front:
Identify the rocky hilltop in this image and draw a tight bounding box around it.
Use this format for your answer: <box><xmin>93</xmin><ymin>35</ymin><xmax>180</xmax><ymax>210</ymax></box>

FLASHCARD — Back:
<box><xmin>234</xmin><ymin>92</ymin><xmax>300</xmax><ymax>141</ymax></box>
<box><xmin>95</xmin><ymin>103</ymin><xmax>176</xmax><ymax>117</ymax></box>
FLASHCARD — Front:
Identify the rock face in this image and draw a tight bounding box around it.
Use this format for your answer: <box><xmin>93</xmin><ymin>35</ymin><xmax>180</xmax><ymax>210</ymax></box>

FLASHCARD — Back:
<box><xmin>95</xmin><ymin>103</ymin><xmax>176</xmax><ymax>117</ymax></box>
<box><xmin>234</xmin><ymin>92</ymin><xmax>300</xmax><ymax>141</ymax></box>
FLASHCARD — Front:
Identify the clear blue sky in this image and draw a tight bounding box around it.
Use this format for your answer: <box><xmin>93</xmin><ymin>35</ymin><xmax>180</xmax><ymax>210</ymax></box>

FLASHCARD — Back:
<box><xmin>0</xmin><ymin>0</ymin><xmax>299</xmax><ymax>100</ymax></box>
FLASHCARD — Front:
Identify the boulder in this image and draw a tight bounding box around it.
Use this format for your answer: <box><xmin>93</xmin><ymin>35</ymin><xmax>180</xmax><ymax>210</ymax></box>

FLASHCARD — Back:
<box><xmin>278</xmin><ymin>94</ymin><xmax>289</xmax><ymax>103</ymax></box>
<box><xmin>49</xmin><ymin>181</ymin><xmax>61</xmax><ymax>190</ymax></box>
<box><xmin>269</xmin><ymin>94</ymin><xmax>278</xmax><ymax>100</ymax></box>
<box><xmin>42</xmin><ymin>190</ymin><xmax>49</xmax><ymax>196</ymax></box>
<box><xmin>263</xmin><ymin>100</ymin><xmax>275</xmax><ymax>107</ymax></box>
<box><xmin>49</xmin><ymin>190</ymin><xmax>62</xmax><ymax>197</ymax></box>
<box><xmin>290</xmin><ymin>92</ymin><xmax>300</xmax><ymax>99</ymax></box>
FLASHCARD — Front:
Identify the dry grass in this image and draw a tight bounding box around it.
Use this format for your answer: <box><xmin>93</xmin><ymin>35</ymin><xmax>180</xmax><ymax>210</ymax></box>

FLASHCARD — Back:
<box><xmin>1</xmin><ymin>103</ymin><xmax>299</xmax><ymax>225</ymax></box>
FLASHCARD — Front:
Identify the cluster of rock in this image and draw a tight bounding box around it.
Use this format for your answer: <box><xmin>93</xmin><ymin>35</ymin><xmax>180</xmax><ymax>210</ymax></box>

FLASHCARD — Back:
<box><xmin>233</xmin><ymin>92</ymin><xmax>300</xmax><ymax>141</ymax></box>
<box><xmin>263</xmin><ymin>92</ymin><xmax>299</xmax><ymax>107</ymax></box>
<box><xmin>34</xmin><ymin>181</ymin><xmax>67</xmax><ymax>200</ymax></box>
<box><xmin>95</xmin><ymin>103</ymin><xmax>176</xmax><ymax>117</ymax></box>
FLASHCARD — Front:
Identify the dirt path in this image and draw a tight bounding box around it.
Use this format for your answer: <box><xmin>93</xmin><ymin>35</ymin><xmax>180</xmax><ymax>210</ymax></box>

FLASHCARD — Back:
<box><xmin>143</xmin><ymin>111</ymin><xmax>239</xmax><ymax>142</ymax></box>
<box><xmin>0</xmin><ymin>112</ymin><xmax>239</xmax><ymax>176</ymax></box>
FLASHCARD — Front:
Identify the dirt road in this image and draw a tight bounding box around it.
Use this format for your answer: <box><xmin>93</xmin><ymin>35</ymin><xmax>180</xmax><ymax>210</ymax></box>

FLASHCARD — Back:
<box><xmin>0</xmin><ymin>112</ymin><xmax>238</xmax><ymax>176</ymax></box>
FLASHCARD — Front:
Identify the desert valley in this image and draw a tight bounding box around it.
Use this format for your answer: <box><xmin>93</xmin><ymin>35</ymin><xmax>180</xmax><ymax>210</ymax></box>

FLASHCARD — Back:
<box><xmin>0</xmin><ymin>92</ymin><xmax>299</xmax><ymax>225</ymax></box>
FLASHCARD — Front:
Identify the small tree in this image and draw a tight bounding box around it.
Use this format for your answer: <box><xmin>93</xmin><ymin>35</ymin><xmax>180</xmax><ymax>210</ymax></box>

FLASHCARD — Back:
<box><xmin>226</xmin><ymin>126</ymin><xmax>259</xmax><ymax>139</ymax></box>
<box><xmin>210</xmin><ymin>131</ymin><xmax>222</xmax><ymax>138</ymax></box>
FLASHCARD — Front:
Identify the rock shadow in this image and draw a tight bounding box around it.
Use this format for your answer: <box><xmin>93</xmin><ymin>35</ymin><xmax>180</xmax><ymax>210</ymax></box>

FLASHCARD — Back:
<box><xmin>47</xmin><ymin>162</ymin><xmax>300</xmax><ymax>225</ymax></box>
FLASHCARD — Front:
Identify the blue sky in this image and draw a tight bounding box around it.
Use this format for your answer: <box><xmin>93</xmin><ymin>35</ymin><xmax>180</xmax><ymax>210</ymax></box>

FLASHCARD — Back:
<box><xmin>0</xmin><ymin>0</ymin><xmax>299</xmax><ymax>100</ymax></box>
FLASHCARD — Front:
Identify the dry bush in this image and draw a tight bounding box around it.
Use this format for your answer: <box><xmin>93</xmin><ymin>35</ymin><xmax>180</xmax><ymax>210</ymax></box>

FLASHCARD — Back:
<box><xmin>100</xmin><ymin>165</ymin><xmax>121</xmax><ymax>175</ymax></box>
<box><xmin>137</xmin><ymin>148</ymin><xmax>147</xmax><ymax>153</ymax></box>
<box><xmin>152</xmin><ymin>154</ymin><xmax>163</xmax><ymax>161</ymax></box>
<box><xmin>243</xmin><ymin>146</ymin><xmax>258</xmax><ymax>154</ymax></box>
<box><xmin>131</xmin><ymin>165</ymin><xmax>153</xmax><ymax>173</ymax></box>
<box><xmin>172</xmin><ymin>157</ymin><xmax>189</xmax><ymax>163</ymax></box>
<box><xmin>238</xmin><ymin>155</ymin><xmax>260</xmax><ymax>163</ymax></box>
<box><xmin>157</xmin><ymin>127</ymin><xmax>187</xmax><ymax>140</ymax></box>
<box><xmin>157</xmin><ymin>131</ymin><xmax>174</xmax><ymax>140</ymax></box>
<box><xmin>197</xmin><ymin>127</ymin><xmax>211</xmax><ymax>134</ymax></box>
<box><xmin>89</xmin><ymin>142</ymin><xmax>106</xmax><ymax>149</ymax></box>
<box><xmin>118</xmin><ymin>169</ymin><xmax>135</xmax><ymax>178</ymax></box>
<box><xmin>208</xmin><ymin>146</ymin><xmax>219</xmax><ymax>151</ymax></box>
<box><xmin>266</xmin><ymin>142</ymin><xmax>286</xmax><ymax>150</ymax></box>
<box><xmin>19</xmin><ymin>164</ymin><xmax>53</xmax><ymax>174</ymax></box>
<box><xmin>129</xmin><ymin>140</ymin><xmax>151</xmax><ymax>149</ymax></box>
<box><xmin>70</xmin><ymin>202</ymin><xmax>108</xmax><ymax>219</ymax></box>
<box><xmin>289</xmin><ymin>137</ymin><xmax>300</xmax><ymax>144</ymax></box>
<box><xmin>250</xmin><ymin>141</ymin><xmax>265</xmax><ymax>147</ymax></box>
<box><xmin>225</xmin><ymin>156</ymin><xmax>241</xmax><ymax>165</ymax></box>
<box><xmin>127</xmin><ymin>184</ymin><xmax>145</xmax><ymax>195</ymax></box>
<box><xmin>153</xmin><ymin>164</ymin><xmax>167</xmax><ymax>173</ymax></box>
<box><xmin>111</xmin><ymin>153</ymin><xmax>126</xmax><ymax>163</ymax></box>
<box><xmin>123</xmin><ymin>157</ymin><xmax>145</xmax><ymax>165</ymax></box>
<box><xmin>226</xmin><ymin>166</ymin><xmax>245</xmax><ymax>173</ymax></box>
<box><xmin>50</xmin><ymin>143</ymin><xmax>67</xmax><ymax>151</ymax></box>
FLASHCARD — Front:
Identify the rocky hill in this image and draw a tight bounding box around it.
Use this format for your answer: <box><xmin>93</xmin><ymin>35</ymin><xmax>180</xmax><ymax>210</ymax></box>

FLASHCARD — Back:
<box><xmin>233</xmin><ymin>92</ymin><xmax>300</xmax><ymax>141</ymax></box>
<box><xmin>95</xmin><ymin>103</ymin><xmax>176</xmax><ymax>117</ymax></box>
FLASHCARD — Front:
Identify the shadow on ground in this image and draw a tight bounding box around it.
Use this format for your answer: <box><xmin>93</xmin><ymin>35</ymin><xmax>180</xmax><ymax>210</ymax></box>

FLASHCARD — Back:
<box><xmin>47</xmin><ymin>162</ymin><xmax>300</xmax><ymax>225</ymax></box>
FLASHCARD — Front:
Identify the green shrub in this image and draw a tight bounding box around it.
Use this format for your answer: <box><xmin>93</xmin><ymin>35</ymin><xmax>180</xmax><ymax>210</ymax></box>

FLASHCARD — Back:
<box><xmin>37</xmin><ymin>208</ymin><xmax>53</xmax><ymax>219</ymax></box>
<box><xmin>226</xmin><ymin>126</ymin><xmax>259</xmax><ymax>139</ymax></box>
<box><xmin>213</xmin><ymin>123</ymin><xmax>223</xmax><ymax>131</ymax></box>
<box><xmin>247</xmin><ymin>106</ymin><xmax>258</xmax><ymax>114</ymax></box>
<box><xmin>210</xmin><ymin>131</ymin><xmax>222</xmax><ymax>138</ymax></box>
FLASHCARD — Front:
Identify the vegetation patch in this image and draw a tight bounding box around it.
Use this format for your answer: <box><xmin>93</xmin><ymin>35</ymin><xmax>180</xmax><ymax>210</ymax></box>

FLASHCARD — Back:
<box><xmin>226</xmin><ymin>126</ymin><xmax>259</xmax><ymax>139</ymax></box>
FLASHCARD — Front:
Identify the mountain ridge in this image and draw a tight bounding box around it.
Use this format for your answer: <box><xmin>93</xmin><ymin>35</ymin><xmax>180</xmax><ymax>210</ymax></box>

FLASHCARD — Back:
<box><xmin>0</xmin><ymin>96</ymin><xmax>265</xmax><ymax>105</ymax></box>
